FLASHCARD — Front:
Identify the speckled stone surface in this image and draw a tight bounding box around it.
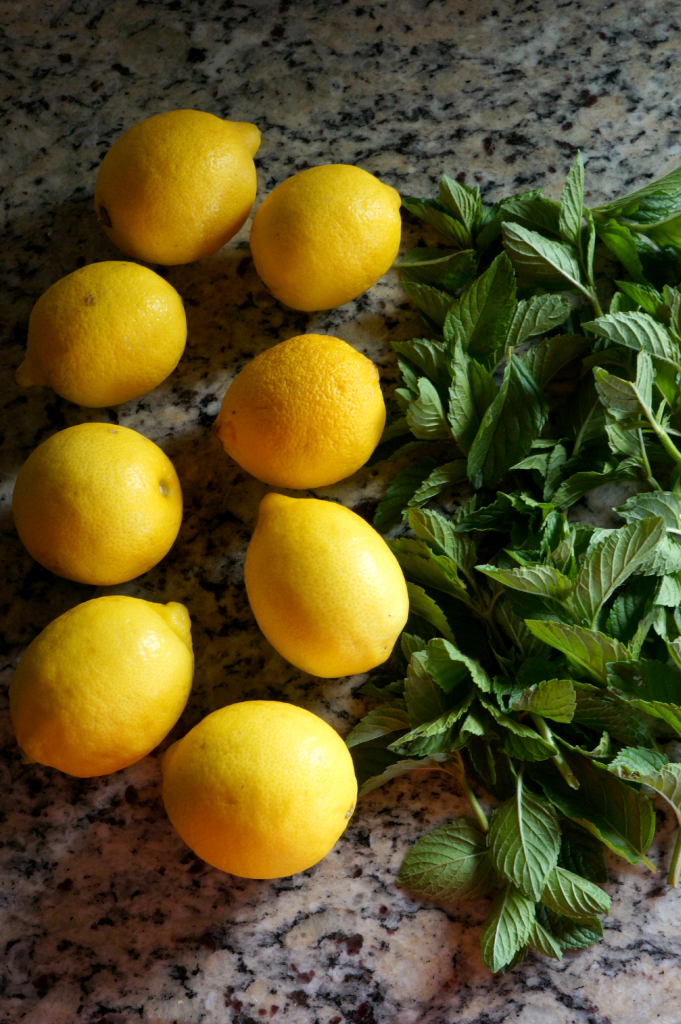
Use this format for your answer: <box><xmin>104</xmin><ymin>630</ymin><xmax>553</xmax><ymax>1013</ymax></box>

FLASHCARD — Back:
<box><xmin>3</xmin><ymin>1</ymin><xmax>681</xmax><ymax>1021</ymax></box>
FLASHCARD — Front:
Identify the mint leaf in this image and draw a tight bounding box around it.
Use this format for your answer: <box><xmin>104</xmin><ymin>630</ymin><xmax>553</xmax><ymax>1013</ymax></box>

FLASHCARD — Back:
<box><xmin>488</xmin><ymin>773</ymin><xmax>560</xmax><ymax>899</ymax></box>
<box><xmin>533</xmin><ymin>748</ymin><xmax>655</xmax><ymax>866</ymax></box>
<box><xmin>535</xmin><ymin>904</ymin><xmax>603</xmax><ymax>950</ymax></box>
<box><xmin>400</xmin><ymin>279</ymin><xmax>455</xmax><ymax>331</ymax></box>
<box><xmin>407</xmin><ymin>378</ymin><xmax>451</xmax><ymax>440</ymax></box>
<box><xmin>406</xmin><ymin>583</ymin><xmax>457</xmax><ymax>645</ymax></box>
<box><xmin>502</xmin><ymin>222</ymin><xmax>587</xmax><ymax>295</ymax></box>
<box><xmin>584</xmin><ymin>311</ymin><xmax>681</xmax><ymax>369</ymax></box>
<box><xmin>591</xmin><ymin>166</ymin><xmax>681</xmax><ymax>217</ymax></box>
<box><xmin>407</xmin><ymin>507</ymin><xmax>476</xmax><ymax>574</ymax></box>
<box><xmin>373</xmin><ymin>457</ymin><xmax>440</xmax><ymax>533</ymax></box>
<box><xmin>439</xmin><ymin>176</ymin><xmax>481</xmax><ymax>233</ymax></box>
<box><xmin>524</xmin><ymin>620</ymin><xmax>631</xmax><ymax>683</ymax></box>
<box><xmin>617</xmin><ymin>490</ymin><xmax>681</xmax><ymax>531</ymax></box>
<box><xmin>476</xmin><ymin>564</ymin><xmax>573</xmax><ymax>601</ymax></box>
<box><xmin>345</xmin><ymin>702</ymin><xmax>411</xmax><ymax>748</ymax></box>
<box><xmin>448</xmin><ymin>252</ymin><xmax>517</xmax><ymax>361</ymax></box>
<box><xmin>511</xmin><ymin>679</ymin><xmax>576</xmax><ymax>723</ymax></box>
<box><xmin>559</xmin><ymin>151</ymin><xmax>584</xmax><ymax>246</ymax></box>
<box><xmin>396</xmin><ymin>247</ymin><xmax>477</xmax><ymax>292</ymax></box>
<box><xmin>357</xmin><ymin>755</ymin><xmax>446</xmax><ymax>797</ymax></box>
<box><xmin>390</xmin><ymin>689</ymin><xmax>475</xmax><ymax>749</ymax></box>
<box><xmin>559</xmin><ymin>823</ymin><xmax>608</xmax><ymax>883</ymax></box>
<box><xmin>596</xmin><ymin>220</ymin><xmax>647</xmax><ymax>282</ymax></box>
<box><xmin>608</xmin><ymin>746</ymin><xmax>669</xmax><ymax>776</ymax></box>
<box><xmin>408</xmin><ymin>461</ymin><xmax>468</xmax><ymax>508</ymax></box>
<box><xmin>541</xmin><ymin>866</ymin><xmax>610</xmax><ymax>921</ymax></box>
<box><xmin>567</xmin><ymin>518</ymin><xmax>665</xmax><ymax>627</ymax></box>
<box><xmin>528</xmin><ymin>919</ymin><xmax>563</xmax><ymax>960</ymax></box>
<box><xmin>392</xmin><ymin>337</ymin><xmax>448</xmax><ymax>387</ymax></box>
<box><xmin>448</xmin><ymin>339</ymin><xmax>497</xmax><ymax>455</ymax></box>
<box><xmin>525</xmin><ymin>333</ymin><xmax>587</xmax><ymax>389</ymax></box>
<box><xmin>467</xmin><ymin>354</ymin><xmax>548</xmax><ymax>489</ymax></box>
<box><xmin>401</xmin><ymin>197</ymin><xmax>471</xmax><ymax>249</ymax></box>
<box><xmin>607</xmin><ymin>659</ymin><xmax>681</xmax><ymax>704</ymax></box>
<box><xmin>388</xmin><ymin>538</ymin><xmax>468</xmax><ymax>602</ymax></box>
<box><xmin>573</xmin><ymin>684</ymin><xmax>655</xmax><ymax>746</ymax></box>
<box><xmin>505</xmin><ymin>294</ymin><xmax>571</xmax><ymax>348</ymax></box>
<box><xmin>480</xmin><ymin>883</ymin><xmax>536</xmax><ymax>973</ymax></box>
<box><xmin>398</xmin><ymin>817</ymin><xmax>496</xmax><ymax>901</ymax></box>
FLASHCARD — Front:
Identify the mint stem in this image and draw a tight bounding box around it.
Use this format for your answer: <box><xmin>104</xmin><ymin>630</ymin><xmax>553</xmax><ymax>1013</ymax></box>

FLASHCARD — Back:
<box><xmin>452</xmin><ymin>752</ymin><xmax>489</xmax><ymax>832</ymax></box>
<box><xmin>668</xmin><ymin>824</ymin><xmax>681</xmax><ymax>887</ymax></box>
<box><xmin>637</xmin><ymin>428</ymin><xmax>662</xmax><ymax>491</ymax></box>
<box><xmin>530</xmin><ymin>714</ymin><xmax>580</xmax><ymax>790</ymax></box>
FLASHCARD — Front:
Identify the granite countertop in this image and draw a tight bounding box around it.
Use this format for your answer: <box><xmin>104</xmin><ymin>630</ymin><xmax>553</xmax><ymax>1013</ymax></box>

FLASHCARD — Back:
<box><xmin>3</xmin><ymin>1</ymin><xmax>681</xmax><ymax>1022</ymax></box>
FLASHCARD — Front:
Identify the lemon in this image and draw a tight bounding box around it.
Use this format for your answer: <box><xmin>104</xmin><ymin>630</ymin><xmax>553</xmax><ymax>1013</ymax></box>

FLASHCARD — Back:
<box><xmin>10</xmin><ymin>596</ymin><xmax>194</xmax><ymax>778</ymax></box>
<box><xmin>12</xmin><ymin>422</ymin><xmax>182</xmax><ymax>586</ymax></box>
<box><xmin>213</xmin><ymin>333</ymin><xmax>386</xmax><ymax>489</ymax></box>
<box><xmin>249</xmin><ymin>164</ymin><xmax>402</xmax><ymax>311</ymax></box>
<box><xmin>94</xmin><ymin>110</ymin><xmax>260</xmax><ymax>265</ymax></box>
<box><xmin>15</xmin><ymin>261</ymin><xmax>187</xmax><ymax>408</ymax></box>
<box><xmin>245</xmin><ymin>493</ymin><xmax>409</xmax><ymax>677</ymax></box>
<box><xmin>162</xmin><ymin>700</ymin><xmax>357</xmax><ymax>879</ymax></box>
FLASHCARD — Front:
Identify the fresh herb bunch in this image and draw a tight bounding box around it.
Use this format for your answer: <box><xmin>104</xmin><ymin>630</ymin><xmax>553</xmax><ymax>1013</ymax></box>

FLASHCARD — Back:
<box><xmin>348</xmin><ymin>157</ymin><xmax>681</xmax><ymax>973</ymax></box>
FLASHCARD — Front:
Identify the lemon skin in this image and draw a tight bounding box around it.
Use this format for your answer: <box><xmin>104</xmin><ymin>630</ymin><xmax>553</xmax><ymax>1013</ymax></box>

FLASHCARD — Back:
<box><xmin>94</xmin><ymin>110</ymin><xmax>260</xmax><ymax>265</ymax></box>
<box><xmin>249</xmin><ymin>164</ymin><xmax>402</xmax><ymax>311</ymax></box>
<box><xmin>213</xmin><ymin>333</ymin><xmax>386</xmax><ymax>489</ymax></box>
<box><xmin>10</xmin><ymin>596</ymin><xmax>194</xmax><ymax>778</ymax></box>
<box><xmin>245</xmin><ymin>493</ymin><xmax>409</xmax><ymax>678</ymax></box>
<box><xmin>162</xmin><ymin>701</ymin><xmax>357</xmax><ymax>879</ymax></box>
<box><xmin>12</xmin><ymin>422</ymin><xmax>183</xmax><ymax>586</ymax></box>
<box><xmin>16</xmin><ymin>261</ymin><xmax>187</xmax><ymax>408</ymax></box>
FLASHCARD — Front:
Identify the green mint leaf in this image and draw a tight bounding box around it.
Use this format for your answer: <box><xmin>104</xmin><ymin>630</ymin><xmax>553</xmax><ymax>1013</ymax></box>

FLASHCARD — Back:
<box><xmin>528</xmin><ymin>919</ymin><xmax>563</xmax><ymax>961</ymax></box>
<box><xmin>448</xmin><ymin>340</ymin><xmax>497</xmax><ymax>455</ymax></box>
<box><xmin>567</xmin><ymin>518</ymin><xmax>665</xmax><ymax>628</ymax></box>
<box><xmin>345</xmin><ymin>702</ymin><xmax>411</xmax><ymax>748</ymax></box>
<box><xmin>607</xmin><ymin>658</ymin><xmax>681</xmax><ymax>704</ymax></box>
<box><xmin>453</xmin><ymin>490</ymin><xmax>553</xmax><ymax>534</ymax></box>
<box><xmin>609</xmin><ymin>746</ymin><xmax>669</xmax><ymax>776</ymax></box>
<box><xmin>558</xmin><ymin>823</ymin><xmax>608</xmax><ymax>883</ymax></box>
<box><xmin>573</xmin><ymin>683</ymin><xmax>655</xmax><ymax>747</ymax></box>
<box><xmin>406</xmin><ymin>583</ymin><xmax>457</xmax><ymax>644</ymax></box>
<box><xmin>424</xmin><ymin>636</ymin><xmax>492</xmax><ymax>693</ymax></box>
<box><xmin>591</xmin><ymin>167</ymin><xmax>681</xmax><ymax>217</ymax></box>
<box><xmin>467</xmin><ymin>353</ymin><xmax>548</xmax><ymax>489</ymax></box>
<box><xmin>618</xmin><ymin>698</ymin><xmax>681</xmax><ymax>738</ymax></box>
<box><xmin>616</xmin><ymin>280</ymin><xmax>664</xmax><ymax>314</ymax></box>
<box><xmin>405</xmin><ymin>646</ymin><xmax>450</xmax><ymax>726</ymax></box>
<box><xmin>358</xmin><ymin>679</ymin><xmax>406</xmax><ymax>700</ymax></box>
<box><xmin>482</xmin><ymin>703</ymin><xmax>557</xmax><ymax>761</ymax></box>
<box><xmin>505</xmin><ymin>294</ymin><xmax>571</xmax><ymax>348</ymax></box>
<box><xmin>613</xmin><ymin>762</ymin><xmax>681</xmax><ymax>827</ymax></box>
<box><xmin>448</xmin><ymin>252</ymin><xmax>517</xmax><ymax>361</ymax></box>
<box><xmin>535</xmin><ymin>904</ymin><xmax>603</xmax><ymax>950</ymax></box>
<box><xmin>532</xmin><ymin>747</ymin><xmax>655</xmax><ymax>866</ymax></box>
<box><xmin>499</xmin><ymin>192</ymin><xmax>562</xmax><ymax>235</ymax></box>
<box><xmin>398</xmin><ymin>817</ymin><xmax>496</xmax><ymax>901</ymax></box>
<box><xmin>388</xmin><ymin>537</ymin><xmax>468</xmax><ymax>602</ymax></box>
<box><xmin>389</xmin><ymin>689</ymin><xmax>475</xmax><ymax>751</ymax></box>
<box><xmin>476</xmin><ymin>564</ymin><xmax>573</xmax><ymax>601</ymax></box>
<box><xmin>525</xmin><ymin>333</ymin><xmax>587</xmax><ymax>389</ymax></box>
<box><xmin>552</xmin><ymin>465</ymin><xmax>638</xmax><ymax>509</ymax></box>
<box><xmin>372</xmin><ymin>457</ymin><xmax>440</xmax><ymax>533</ymax></box>
<box><xmin>396</xmin><ymin>247</ymin><xmax>477</xmax><ymax>292</ymax></box>
<box><xmin>524</xmin><ymin>621</ymin><xmax>631</xmax><ymax>683</ymax></box>
<box><xmin>407</xmin><ymin>507</ymin><xmax>476</xmax><ymax>574</ymax></box>
<box><xmin>511</xmin><ymin>679</ymin><xmax>576</xmax><ymax>723</ymax></box>
<box><xmin>502</xmin><ymin>222</ymin><xmax>587</xmax><ymax>295</ymax></box>
<box><xmin>488</xmin><ymin>774</ymin><xmax>560</xmax><ymax>900</ymax></box>
<box><xmin>584</xmin><ymin>311</ymin><xmax>681</xmax><ymax>369</ymax></box>
<box><xmin>401</xmin><ymin>197</ymin><xmax>472</xmax><ymax>248</ymax></box>
<box><xmin>356</xmin><ymin>752</ymin><xmax>447</xmax><ymax>797</ymax></box>
<box><xmin>407</xmin><ymin>378</ymin><xmax>452</xmax><ymax>440</ymax></box>
<box><xmin>408</xmin><ymin>461</ymin><xmax>468</xmax><ymax>508</ymax></box>
<box><xmin>637</xmin><ymin>210</ymin><xmax>681</xmax><ymax>251</ymax></box>
<box><xmin>541</xmin><ymin>866</ymin><xmax>610</xmax><ymax>921</ymax></box>
<box><xmin>559</xmin><ymin>151</ymin><xmax>585</xmax><ymax>246</ymax></box>
<box><xmin>617</xmin><ymin>490</ymin><xmax>681</xmax><ymax>530</ymax></box>
<box><xmin>480</xmin><ymin>883</ymin><xmax>536</xmax><ymax>973</ymax></box>
<box><xmin>439</xmin><ymin>176</ymin><xmax>481</xmax><ymax>233</ymax></box>
<box><xmin>392</xmin><ymin>337</ymin><xmax>448</xmax><ymax>387</ymax></box>
<box><xmin>596</xmin><ymin>220</ymin><xmax>647</xmax><ymax>283</ymax></box>
<box><xmin>400</xmin><ymin>279</ymin><xmax>455</xmax><ymax>331</ymax></box>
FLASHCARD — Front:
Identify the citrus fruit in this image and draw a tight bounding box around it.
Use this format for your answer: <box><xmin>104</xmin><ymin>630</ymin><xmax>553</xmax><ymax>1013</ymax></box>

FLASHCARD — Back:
<box><xmin>162</xmin><ymin>700</ymin><xmax>357</xmax><ymax>879</ymax></box>
<box><xmin>244</xmin><ymin>493</ymin><xmax>409</xmax><ymax>677</ymax></box>
<box><xmin>213</xmin><ymin>333</ymin><xmax>386</xmax><ymax>489</ymax></box>
<box><xmin>249</xmin><ymin>164</ymin><xmax>402</xmax><ymax>311</ymax></box>
<box><xmin>15</xmin><ymin>261</ymin><xmax>187</xmax><ymax>408</ymax></box>
<box><xmin>12</xmin><ymin>422</ymin><xmax>182</xmax><ymax>585</ymax></box>
<box><xmin>94</xmin><ymin>110</ymin><xmax>260</xmax><ymax>265</ymax></box>
<box><xmin>10</xmin><ymin>596</ymin><xmax>194</xmax><ymax>778</ymax></box>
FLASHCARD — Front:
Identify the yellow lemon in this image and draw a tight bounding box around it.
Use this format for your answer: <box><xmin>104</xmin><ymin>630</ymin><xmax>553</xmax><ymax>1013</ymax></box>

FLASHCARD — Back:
<box><xmin>94</xmin><ymin>109</ymin><xmax>260</xmax><ymax>265</ymax></box>
<box><xmin>15</xmin><ymin>262</ymin><xmax>187</xmax><ymax>408</ymax></box>
<box><xmin>213</xmin><ymin>333</ymin><xmax>386</xmax><ymax>489</ymax></box>
<box><xmin>245</xmin><ymin>493</ymin><xmax>409</xmax><ymax>677</ymax></box>
<box><xmin>162</xmin><ymin>700</ymin><xmax>357</xmax><ymax>879</ymax></box>
<box><xmin>10</xmin><ymin>596</ymin><xmax>194</xmax><ymax>778</ymax></box>
<box><xmin>249</xmin><ymin>164</ymin><xmax>402</xmax><ymax>311</ymax></box>
<box><xmin>12</xmin><ymin>422</ymin><xmax>182</xmax><ymax>585</ymax></box>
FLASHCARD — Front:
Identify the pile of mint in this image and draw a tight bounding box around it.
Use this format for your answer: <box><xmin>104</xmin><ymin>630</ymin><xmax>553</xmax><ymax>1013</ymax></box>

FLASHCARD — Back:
<box><xmin>348</xmin><ymin>155</ymin><xmax>681</xmax><ymax>972</ymax></box>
